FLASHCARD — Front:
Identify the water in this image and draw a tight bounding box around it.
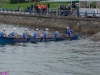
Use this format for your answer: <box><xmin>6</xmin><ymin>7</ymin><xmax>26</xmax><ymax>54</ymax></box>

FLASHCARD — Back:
<box><xmin>0</xmin><ymin>23</ymin><xmax>100</xmax><ymax>75</ymax></box>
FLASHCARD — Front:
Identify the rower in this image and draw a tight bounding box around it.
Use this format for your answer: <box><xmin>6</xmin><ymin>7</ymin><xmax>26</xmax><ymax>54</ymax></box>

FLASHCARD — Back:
<box><xmin>22</xmin><ymin>28</ymin><xmax>32</xmax><ymax>38</ymax></box>
<box><xmin>66</xmin><ymin>27</ymin><xmax>72</xmax><ymax>37</ymax></box>
<box><xmin>33</xmin><ymin>28</ymin><xmax>42</xmax><ymax>38</ymax></box>
<box><xmin>43</xmin><ymin>28</ymin><xmax>52</xmax><ymax>38</ymax></box>
<box><xmin>11</xmin><ymin>28</ymin><xmax>20</xmax><ymax>38</ymax></box>
<box><xmin>54</xmin><ymin>29</ymin><xmax>61</xmax><ymax>38</ymax></box>
<box><xmin>0</xmin><ymin>28</ymin><xmax>7</xmax><ymax>37</ymax></box>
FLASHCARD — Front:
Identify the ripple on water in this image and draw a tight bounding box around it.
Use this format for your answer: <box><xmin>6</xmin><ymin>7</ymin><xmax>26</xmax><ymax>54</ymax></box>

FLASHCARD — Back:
<box><xmin>0</xmin><ymin>23</ymin><xmax>100</xmax><ymax>75</ymax></box>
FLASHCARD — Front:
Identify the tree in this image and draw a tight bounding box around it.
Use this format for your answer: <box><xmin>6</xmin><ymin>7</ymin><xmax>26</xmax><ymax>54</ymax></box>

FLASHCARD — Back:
<box><xmin>10</xmin><ymin>0</ymin><xmax>42</xmax><ymax>3</ymax></box>
<box><xmin>10</xmin><ymin>0</ymin><xmax>27</xmax><ymax>4</ymax></box>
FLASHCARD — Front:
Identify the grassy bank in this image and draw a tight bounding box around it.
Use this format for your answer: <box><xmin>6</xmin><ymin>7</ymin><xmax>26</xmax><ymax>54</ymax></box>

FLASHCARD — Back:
<box><xmin>0</xmin><ymin>0</ymin><xmax>68</xmax><ymax>10</ymax></box>
<box><xmin>0</xmin><ymin>0</ymin><xmax>9</xmax><ymax>3</ymax></box>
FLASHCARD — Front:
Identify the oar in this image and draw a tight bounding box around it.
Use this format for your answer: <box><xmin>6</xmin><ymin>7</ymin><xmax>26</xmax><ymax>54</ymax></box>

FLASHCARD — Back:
<box><xmin>31</xmin><ymin>41</ymin><xmax>37</xmax><ymax>44</ymax></box>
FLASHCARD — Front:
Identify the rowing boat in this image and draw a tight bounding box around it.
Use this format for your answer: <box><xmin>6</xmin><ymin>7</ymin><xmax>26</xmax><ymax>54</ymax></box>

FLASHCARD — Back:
<box><xmin>0</xmin><ymin>35</ymin><xmax>79</xmax><ymax>44</ymax></box>
<box><xmin>0</xmin><ymin>37</ymin><xmax>43</xmax><ymax>44</ymax></box>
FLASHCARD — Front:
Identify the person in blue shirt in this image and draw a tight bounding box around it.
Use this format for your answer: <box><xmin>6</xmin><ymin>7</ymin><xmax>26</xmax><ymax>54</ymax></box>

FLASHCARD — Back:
<box><xmin>54</xmin><ymin>29</ymin><xmax>62</xmax><ymax>38</ymax></box>
<box><xmin>22</xmin><ymin>28</ymin><xmax>32</xmax><ymax>38</ymax></box>
<box><xmin>33</xmin><ymin>28</ymin><xmax>42</xmax><ymax>38</ymax></box>
<box><xmin>43</xmin><ymin>28</ymin><xmax>52</xmax><ymax>38</ymax></box>
<box><xmin>11</xmin><ymin>28</ymin><xmax>20</xmax><ymax>38</ymax></box>
<box><xmin>0</xmin><ymin>28</ymin><xmax>7</xmax><ymax>37</ymax></box>
<box><xmin>66</xmin><ymin>27</ymin><xmax>72</xmax><ymax>37</ymax></box>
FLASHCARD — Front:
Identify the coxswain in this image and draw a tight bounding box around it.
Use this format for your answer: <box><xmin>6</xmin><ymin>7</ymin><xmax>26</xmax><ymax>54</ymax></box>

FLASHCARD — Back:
<box><xmin>22</xmin><ymin>28</ymin><xmax>32</xmax><ymax>38</ymax></box>
<box><xmin>0</xmin><ymin>28</ymin><xmax>7</xmax><ymax>37</ymax></box>
<box><xmin>54</xmin><ymin>29</ymin><xmax>62</xmax><ymax>38</ymax></box>
<box><xmin>33</xmin><ymin>28</ymin><xmax>42</xmax><ymax>38</ymax></box>
<box><xmin>43</xmin><ymin>28</ymin><xmax>52</xmax><ymax>38</ymax></box>
<box><xmin>11</xmin><ymin>28</ymin><xmax>20</xmax><ymax>38</ymax></box>
<box><xmin>66</xmin><ymin>27</ymin><xmax>72</xmax><ymax>37</ymax></box>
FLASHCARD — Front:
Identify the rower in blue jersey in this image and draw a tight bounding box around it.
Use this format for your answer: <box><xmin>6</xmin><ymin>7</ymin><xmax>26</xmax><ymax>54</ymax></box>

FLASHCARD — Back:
<box><xmin>33</xmin><ymin>28</ymin><xmax>42</xmax><ymax>38</ymax></box>
<box><xmin>54</xmin><ymin>29</ymin><xmax>61</xmax><ymax>38</ymax></box>
<box><xmin>22</xmin><ymin>28</ymin><xmax>32</xmax><ymax>38</ymax></box>
<box><xmin>0</xmin><ymin>28</ymin><xmax>7</xmax><ymax>37</ymax></box>
<box><xmin>11</xmin><ymin>28</ymin><xmax>20</xmax><ymax>38</ymax></box>
<box><xmin>43</xmin><ymin>28</ymin><xmax>52</xmax><ymax>38</ymax></box>
<box><xmin>66</xmin><ymin>27</ymin><xmax>72</xmax><ymax>37</ymax></box>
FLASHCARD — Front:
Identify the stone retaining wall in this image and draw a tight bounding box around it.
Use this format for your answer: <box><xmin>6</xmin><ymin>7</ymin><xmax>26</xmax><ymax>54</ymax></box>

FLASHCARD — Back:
<box><xmin>0</xmin><ymin>13</ymin><xmax>100</xmax><ymax>35</ymax></box>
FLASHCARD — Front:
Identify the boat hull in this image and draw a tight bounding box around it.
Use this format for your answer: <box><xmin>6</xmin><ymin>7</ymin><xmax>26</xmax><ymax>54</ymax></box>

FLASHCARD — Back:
<box><xmin>0</xmin><ymin>37</ymin><xmax>43</xmax><ymax>44</ymax></box>
<box><xmin>0</xmin><ymin>35</ymin><xmax>79</xmax><ymax>44</ymax></box>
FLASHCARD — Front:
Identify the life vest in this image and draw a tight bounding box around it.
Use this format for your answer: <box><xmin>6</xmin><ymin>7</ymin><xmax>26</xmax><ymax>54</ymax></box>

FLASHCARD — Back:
<box><xmin>44</xmin><ymin>4</ymin><xmax>47</xmax><ymax>9</ymax></box>
<box><xmin>42</xmin><ymin>4</ymin><xmax>45</xmax><ymax>9</ymax></box>
<box><xmin>66</xmin><ymin>29</ymin><xmax>72</xmax><ymax>37</ymax></box>
<box><xmin>38</xmin><ymin>4</ymin><xmax>41</xmax><ymax>9</ymax></box>
<box><xmin>33</xmin><ymin>31</ymin><xmax>37</xmax><ymax>38</ymax></box>
<box><xmin>44</xmin><ymin>31</ymin><xmax>48</xmax><ymax>38</ymax></box>
<box><xmin>54</xmin><ymin>31</ymin><xmax>58</xmax><ymax>38</ymax></box>
<box><xmin>22</xmin><ymin>32</ymin><xmax>27</xmax><ymax>38</ymax></box>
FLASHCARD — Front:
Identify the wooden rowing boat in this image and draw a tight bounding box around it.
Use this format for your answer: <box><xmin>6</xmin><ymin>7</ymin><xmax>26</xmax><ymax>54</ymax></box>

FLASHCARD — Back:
<box><xmin>0</xmin><ymin>35</ymin><xmax>79</xmax><ymax>44</ymax></box>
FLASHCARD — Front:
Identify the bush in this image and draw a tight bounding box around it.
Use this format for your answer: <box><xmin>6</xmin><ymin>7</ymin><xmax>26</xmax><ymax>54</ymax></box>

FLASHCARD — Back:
<box><xmin>10</xmin><ymin>0</ymin><xmax>27</xmax><ymax>4</ymax></box>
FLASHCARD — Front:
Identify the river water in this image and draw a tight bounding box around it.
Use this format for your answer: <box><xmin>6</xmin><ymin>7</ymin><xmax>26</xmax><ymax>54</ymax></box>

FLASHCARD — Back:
<box><xmin>0</xmin><ymin>23</ymin><xmax>100</xmax><ymax>75</ymax></box>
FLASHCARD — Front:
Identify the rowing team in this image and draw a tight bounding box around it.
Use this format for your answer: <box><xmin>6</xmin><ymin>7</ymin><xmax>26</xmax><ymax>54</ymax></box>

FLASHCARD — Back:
<box><xmin>0</xmin><ymin>27</ymin><xmax>72</xmax><ymax>38</ymax></box>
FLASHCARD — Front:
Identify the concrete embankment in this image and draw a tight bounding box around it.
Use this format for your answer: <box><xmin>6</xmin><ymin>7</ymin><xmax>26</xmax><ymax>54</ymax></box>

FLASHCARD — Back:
<box><xmin>90</xmin><ymin>32</ymin><xmax>100</xmax><ymax>41</ymax></box>
<box><xmin>0</xmin><ymin>13</ymin><xmax>100</xmax><ymax>41</ymax></box>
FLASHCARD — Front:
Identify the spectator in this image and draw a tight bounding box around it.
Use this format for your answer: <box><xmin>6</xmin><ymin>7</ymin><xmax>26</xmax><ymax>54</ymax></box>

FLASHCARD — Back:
<box><xmin>37</xmin><ymin>3</ymin><xmax>41</xmax><ymax>14</ymax></box>
<box><xmin>59</xmin><ymin>4</ymin><xmax>65</xmax><ymax>16</ymax></box>
<box><xmin>34</xmin><ymin>3</ymin><xmax>38</xmax><ymax>14</ymax></box>
<box><xmin>0</xmin><ymin>5</ymin><xmax>2</xmax><ymax>11</ymax></box>
<box><xmin>72</xmin><ymin>2</ymin><xmax>76</xmax><ymax>9</ymax></box>
<box><xmin>18</xmin><ymin>6</ymin><xmax>21</xmax><ymax>13</ymax></box>
<box><xmin>60</xmin><ymin>3</ymin><xmax>65</xmax><ymax>10</ymax></box>
<box><xmin>30</xmin><ymin>4</ymin><xmax>33</xmax><ymax>10</ymax></box>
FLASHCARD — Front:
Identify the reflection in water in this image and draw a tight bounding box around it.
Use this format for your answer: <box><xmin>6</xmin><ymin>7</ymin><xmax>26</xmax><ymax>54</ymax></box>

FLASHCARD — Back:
<box><xmin>0</xmin><ymin>23</ymin><xmax>100</xmax><ymax>75</ymax></box>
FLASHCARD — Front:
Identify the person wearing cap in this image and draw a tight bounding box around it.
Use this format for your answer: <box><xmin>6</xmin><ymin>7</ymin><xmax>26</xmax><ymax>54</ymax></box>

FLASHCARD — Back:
<box><xmin>66</xmin><ymin>27</ymin><xmax>72</xmax><ymax>37</ymax></box>
<box><xmin>11</xmin><ymin>28</ymin><xmax>20</xmax><ymax>38</ymax></box>
<box><xmin>33</xmin><ymin>28</ymin><xmax>42</xmax><ymax>38</ymax></box>
<box><xmin>0</xmin><ymin>28</ymin><xmax>7</xmax><ymax>37</ymax></box>
<box><xmin>43</xmin><ymin>28</ymin><xmax>52</xmax><ymax>38</ymax></box>
<box><xmin>22</xmin><ymin>28</ymin><xmax>32</xmax><ymax>38</ymax></box>
<box><xmin>54</xmin><ymin>29</ymin><xmax>62</xmax><ymax>38</ymax></box>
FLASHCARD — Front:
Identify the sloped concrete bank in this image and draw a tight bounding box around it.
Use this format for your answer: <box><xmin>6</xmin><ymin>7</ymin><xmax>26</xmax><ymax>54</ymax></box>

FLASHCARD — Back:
<box><xmin>0</xmin><ymin>13</ymin><xmax>100</xmax><ymax>41</ymax></box>
<box><xmin>90</xmin><ymin>32</ymin><xmax>100</xmax><ymax>41</ymax></box>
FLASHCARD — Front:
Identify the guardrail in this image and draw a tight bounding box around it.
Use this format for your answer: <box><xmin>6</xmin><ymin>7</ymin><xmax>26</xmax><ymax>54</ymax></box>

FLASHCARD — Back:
<box><xmin>0</xmin><ymin>8</ymin><xmax>79</xmax><ymax>16</ymax></box>
<box><xmin>1</xmin><ymin>8</ymin><xmax>100</xmax><ymax>17</ymax></box>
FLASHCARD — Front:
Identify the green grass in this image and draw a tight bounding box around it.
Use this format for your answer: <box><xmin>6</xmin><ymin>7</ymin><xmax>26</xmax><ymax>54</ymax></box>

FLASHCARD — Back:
<box><xmin>0</xmin><ymin>1</ymin><xmax>68</xmax><ymax>10</ymax></box>
<box><xmin>0</xmin><ymin>0</ymin><xmax>10</xmax><ymax>3</ymax></box>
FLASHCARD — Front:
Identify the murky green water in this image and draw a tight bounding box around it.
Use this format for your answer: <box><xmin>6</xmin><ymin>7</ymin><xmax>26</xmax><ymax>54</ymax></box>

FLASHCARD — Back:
<box><xmin>0</xmin><ymin>23</ymin><xmax>100</xmax><ymax>75</ymax></box>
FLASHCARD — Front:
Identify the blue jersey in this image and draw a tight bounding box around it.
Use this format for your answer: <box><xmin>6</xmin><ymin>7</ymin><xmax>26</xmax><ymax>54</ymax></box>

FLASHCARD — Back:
<box><xmin>22</xmin><ymin>32</ymin><xmax>27</xmax><ymax>38</ymax></box>
<box><xmin>33</xmin><ymin>31</ymin><xmax>37</xmax><ymax>38</ymax></box>
<box><xmin>54</xmin><ymin>31</ymin><xmax>58</xmax><ymax>38</ymax></box>
<box><xmin>0</xmin><ymin>32</ymin><xmax>5</xmax><ymax>37</ymax></box>
<box><xmin>44</xmin><ymin>31</ymin><xmax>48</xmax><ymax>38</ymax></box>
<box><xmin>66</xmin><ymin>29</ymin><xmax>72</xmax><ymax>37</ymax></box>
<box><xmin>11</xmin><ymin>32</ymin><xmax>15</xmax><ymax>37</ymax></box>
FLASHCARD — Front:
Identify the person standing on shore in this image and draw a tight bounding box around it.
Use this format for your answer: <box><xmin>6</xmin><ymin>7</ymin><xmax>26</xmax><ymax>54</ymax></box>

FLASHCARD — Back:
<box><xmin>0</xmin><ymin>28</ymin><xmax>7</xmax><ymax>37</ymax></box>
<box><xmin>66</xmin><ymin>27</ymin><xmax>72</xmax><ymax>37</ymax></box>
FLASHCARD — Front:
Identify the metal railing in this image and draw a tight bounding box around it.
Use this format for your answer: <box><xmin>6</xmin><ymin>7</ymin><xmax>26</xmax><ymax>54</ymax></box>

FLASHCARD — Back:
<box><xmin>0</xmin><ymin>8</ymin><xmax>81</xmax><ymax>17</ymax></box>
